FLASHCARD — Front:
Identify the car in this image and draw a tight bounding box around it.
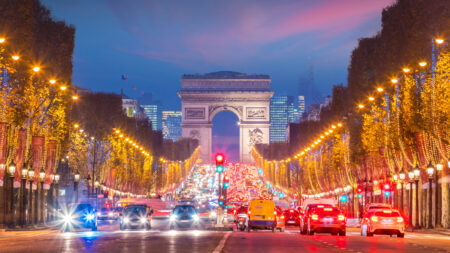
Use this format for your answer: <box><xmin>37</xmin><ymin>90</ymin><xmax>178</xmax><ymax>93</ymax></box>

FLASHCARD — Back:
<box><xmin>197</xmin><ymin>206</ymin><xmax>216</xmax><ymax>222</ymax></box>
<box><xmin>97</xmin><ymin>207</ymin><xmax>116</xmax><ymax>220</ymax></box>
<box><xmin>61</xmin><ymin>203</ymin><xmax>98</xmax><ymax>232</ymax></box>
<box><xmin>247</xmin><ymin>199</ymin><xmax>277</xmax><ymax>232</ymax></box>
<box><xmin>114</xmin><ymin>206</ymin><xmax>124</xmax><ymax>217</ymax></box>
<box><xmin>169</xmin><ymin>205</ymin><xmax>200</xmax><ymax>229</ymax></box>
<box><xmin>364</xmin><ymin>203</ymin><xmax>392</xmax><ymax>214</ymax></box>
<box><xmin>275</xmin><ymin>206</ymin><xmax>286</xmax><ymax>232</ymax></box>
<box><xmin>304</xmin><ymin>206</ymin><xmax>346</xmax><ymax>236</ymax></box>
<box><xmin>361</xmin><ymin>209</ymin><xmax>405</xmax><ymax>237</ymax></box>
<box><xmin>300</xmin><ymin>204</ymin><xmax>334</xmax><ymax>234</ymax></box>
<box><xmin>120</xmin><ymin>204</ymin><xmax>152</xmax><ymax>230</ymax></box>
<box><xmin>284</xmin><ymin>208</ymin><xmax>300</xmax><ymax>226</ymax></box>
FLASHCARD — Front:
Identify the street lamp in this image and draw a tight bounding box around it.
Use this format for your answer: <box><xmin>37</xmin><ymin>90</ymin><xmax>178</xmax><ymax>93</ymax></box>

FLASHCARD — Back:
<box><xmin>436</xmin><ymin>162</ymin><xmax>443</xmax><ymax>227</ymax></box>
<box><xmin>20</xmin><ymin>164</ymin><xmax>28</xmax><ymax>227</ymax></box>
<box><xmin>408</xmin><ymin>168</ymin><xmax>414</xmax><ymax>228</ymax></box>
<box><xmin>399</xmin><ymin>168</ymin><xmax>406</xmax><ymax>213</ymax></box>
<box><xmin>414</xmin><ymin>165</ymin><xmax>420</xmax><ymax>228</ymax></box>
<box><xmin>426</xmin><ymin>162</ymin><xmax>434</xmax><ymax>228</ymax></box>
<box><xmin>54</xmin><ymin>173</ymin><xmax>60</xmax><ymax>221</ymax></box>
<box><xmin>28</xmin><ymin>167</ymin><xmax>35</xmax><ymax>225</ymax></box>
<box><xmin>38</xmin><ymin>168</ymin><xmax>45</xmax><ymax>224</ymax></box>
<box><xmin>74</xmin><ymin>170</ymin><xmax>80</xmax><ymax>203</ymax></box>
<box><xmin>8</xmin><ymin>161</ymin><xmax>16</xmax><ymax>227</ymax></box>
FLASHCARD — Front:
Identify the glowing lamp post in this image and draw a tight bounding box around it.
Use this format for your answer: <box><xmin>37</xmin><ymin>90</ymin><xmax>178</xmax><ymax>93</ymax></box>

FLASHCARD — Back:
<box><xmin>426</xmin><ymin>162</ymin><xmax>434</xmax><ymax>229</ymax></box>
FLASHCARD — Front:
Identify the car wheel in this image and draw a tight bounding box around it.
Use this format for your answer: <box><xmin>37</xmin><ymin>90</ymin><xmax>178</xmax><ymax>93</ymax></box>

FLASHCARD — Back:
<box><xmin>247</xmin><ymin>226</ymin><xmax>251</xmax><ymax>232</ymax></box>
<box><xmin>339</xmin><ymin>230</ymin><xmax>346</xmax><ymax>236</ymax></box>
<box><xmin>367</xmin><ymin>231</ymin><xmax>373</xmax><ymax>237</ymax></box>
<box><xmin>146</xmin><ymin>224</ymin><xmax>151</xmax><ymax>230</ymax></box>
<box><xmin>397</xmin><ymin>233</ymin><xmax>404</xmax><ymax>238</ymax></box>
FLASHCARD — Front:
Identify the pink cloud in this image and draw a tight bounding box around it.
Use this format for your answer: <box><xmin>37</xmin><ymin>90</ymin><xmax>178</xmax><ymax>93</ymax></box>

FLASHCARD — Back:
<box><xmin>108</xmin><ymin>0</ymin><xmax>394</xmax><ymax>68</ymax></box>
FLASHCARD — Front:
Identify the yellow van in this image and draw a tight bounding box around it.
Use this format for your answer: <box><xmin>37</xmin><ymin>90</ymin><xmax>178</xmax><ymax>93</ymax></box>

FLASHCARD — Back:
<box><xmin>248</xmin><ymin>199</ymin><xmax>277</xmax><ymax>232</ymax></box>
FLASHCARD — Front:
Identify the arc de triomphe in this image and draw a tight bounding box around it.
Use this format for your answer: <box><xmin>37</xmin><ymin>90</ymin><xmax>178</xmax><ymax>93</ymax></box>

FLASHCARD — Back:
<box><xmin>178</xmin><ymin>71</ymin><xmax>273</xmax><ymax>163</ymax></box>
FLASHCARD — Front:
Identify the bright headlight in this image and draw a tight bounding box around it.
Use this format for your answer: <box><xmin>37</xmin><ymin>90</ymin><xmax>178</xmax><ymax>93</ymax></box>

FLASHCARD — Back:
<box><xmin>108</xmin><ymin>212</ymin><xmax>113</xmax><ymax>216</ymax></box>
<box><xmin>169</xmin><ymin>215</ymin><xmax>176</xmax><ymax>221</ymax></box>
<box><xmin>123</xmin><ymin>217</ymin><xmax>130</xmax><ymax>223</ymax></box>
<box><xmin>64</xmin><ymin>215</ymin><xmax>73</xmax><ymax>223</ymax></box>
<box><xmin>86</xmin><ymin>214</ymin><xmax>95</xmax><ymax>220</ymax></box>
<box><xmin>140</xmin><ymin>217</ymin><xmax>147</xmax><ymax>224</ymax></box>
<box><xmin>210</xmin><ymin>211</ymin><xmax>216</xmax><ymax>217</ymax></box>
<box><xmin>97</xmin><ymin>212</ymin><xmax>101</xmax><ymax>216</ymax></box>
<box><xmin>192</xmin><ymin>214</ymin><xmax>199</xmax><ymax>221</ymax></box>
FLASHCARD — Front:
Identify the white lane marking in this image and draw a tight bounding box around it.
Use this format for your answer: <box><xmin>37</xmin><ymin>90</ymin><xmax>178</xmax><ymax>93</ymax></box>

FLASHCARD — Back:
<box><xmin>213</xmin><ymin>231</ymin><xmax>231</xmax><ymax>253</ymax></box>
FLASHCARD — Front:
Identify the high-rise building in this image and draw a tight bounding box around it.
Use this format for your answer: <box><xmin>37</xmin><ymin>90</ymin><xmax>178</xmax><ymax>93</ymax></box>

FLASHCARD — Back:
<box><xmin>297</xmin><ymin>95</ymin><xmax>305</xmax><ymax>122</ymax></box>
<box><xmin>142</xmin><ymin>104</ymin><xmax>162</xmax><ymax>130</ymax></box>
<box><xmin>162</xmin><ymin>111</ymin><xmax>182</xmax><ymax>141</ymax></box>
<box><xmin>270</xmin><ymin>95</ymin><xmax>295</xmax><ymax>143</ymax></box>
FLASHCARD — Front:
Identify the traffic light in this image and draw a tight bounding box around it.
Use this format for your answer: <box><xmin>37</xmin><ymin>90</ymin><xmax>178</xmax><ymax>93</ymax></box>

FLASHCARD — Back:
<box><xmin>340</xmin><ymin>194</ymin><xmax>348</xmax><ymax>202</ymax></box>
<box><xmin>223</xmin><ymin>175</ymin><xmax>230</xmax><ymax>189</ymax></box>
<box><xmin>357</xmin><ymin>194</ymin><xmax>362</xmax><ymax>198</ymax></box>
<box><xmin>216</xmin><ymin>154</ymin><xmax>224</xmax><ymax>173</ymax></box>
<box><xmin>103</xmin><ymin>190</ymin><xmax>109</xmax><ymax>198</ymax></box>
<box><xmin>384</xmin><ymin>191</ymin><xmax>390</xmax><ymax>197</ymax></box>
<box><xmin>218</xmin><ymin>195</ymin><xmax>225</xmax><ymax>207</ymax></box>
<box><xmin>356</xmin><ymin>185</ymin><xmax>363</xmax><ymax>194</ymax></box>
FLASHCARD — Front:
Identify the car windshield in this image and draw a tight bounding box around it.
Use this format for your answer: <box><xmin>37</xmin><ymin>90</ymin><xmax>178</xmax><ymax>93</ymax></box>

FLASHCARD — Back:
<box><xmin>316</xmin><ymin>208</ymin><xmax>340</xmax><ymax>216</ymax></box>
<box><xmin>100</xmin><ymin>208</ymin><xmax>109</xmax><ymax>212</ymax></box>
<box><xmin>369</xmin><ymin>206</ymin><xmax>390</xmax><ymax>210</ymax></box>
<box><xmin>285</xmin><ymin>209</ymin><xmax>298</xmax><ymax>215</ymax></box>
<box><xmin>373</xmin><ymin>210</ymin><xmax>401</xmax><ymax>217</ymax></box>
<box><xmin>76</xmin><ymin>204</ymin><xmax>93</xmax><ymax>212</ymax></box>
<box><xmin>173</xmin><ymin>205</ymin><xmax>196</xmax><ymax>215</ymax></box>
<box><xmin>237</xmin><ymin>207</ymin><xmax>248</xmax><ymax>214</ymax></box>
<box><xmin>125</xmin><ymin>206</ymin><xmax>146</xmax><ymax>215</ymax></box>
<box><xmin>115</xmin><ymin>207</ymin><xmax>123</xmax><ymax>211</ymax></box>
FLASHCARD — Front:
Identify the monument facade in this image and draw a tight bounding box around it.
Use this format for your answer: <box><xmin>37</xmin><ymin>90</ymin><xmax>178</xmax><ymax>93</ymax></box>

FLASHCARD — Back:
<box><xmin>178</xmin><ymin>71</ymin><xmax>273</xmax><ymax>163</ymax></box>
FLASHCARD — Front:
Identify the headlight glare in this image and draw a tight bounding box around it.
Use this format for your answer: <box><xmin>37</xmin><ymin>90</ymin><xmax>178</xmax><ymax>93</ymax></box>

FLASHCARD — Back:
<box><xmin>64</xmin><ymin>215</ymin><xmax>73</xmax><ymax>223</ymax></box>
<box><xmin>140</xmin><ymin>217</ymin><xmax>147</xmax><ymax>224</ymax></box>
<box><xmin>169</xmin><ymin>215</ymin><xmax>176</xmax><ymax>221</ymax></box>
<box><xmin>123</xmin><ymin>217</ymin><xmax>130</xmax><ymax>223</ymax></box>
<box><xmin>193</xmin><ymin>214</ymin><xmax>199</xmax><ymax>221</ymax></box>
<box><xmin>86</xmin><ymin>214</ymin><xmax>95</xmax><ymax>220</ymax></box>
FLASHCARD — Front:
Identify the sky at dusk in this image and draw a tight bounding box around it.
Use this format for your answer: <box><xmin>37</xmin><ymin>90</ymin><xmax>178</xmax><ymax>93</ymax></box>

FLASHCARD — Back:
<box><xmin>42</xmin><ymin>0</ymin><xmax>394</xmax><ymax>161</ymax></box>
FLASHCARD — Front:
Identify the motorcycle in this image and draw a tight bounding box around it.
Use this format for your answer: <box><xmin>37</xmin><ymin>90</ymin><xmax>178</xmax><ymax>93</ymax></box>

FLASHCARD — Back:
<box><xmin>236</xmin><ymin>214</ymin><xmax>248</xmax><ymax>231</ymax></box>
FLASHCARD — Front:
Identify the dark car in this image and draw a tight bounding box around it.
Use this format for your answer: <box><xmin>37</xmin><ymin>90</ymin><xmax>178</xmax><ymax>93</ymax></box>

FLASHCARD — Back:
<box><xmin>304</xmin><ymin>206</ymin><xmax>346</xmax><ymax>236</ymax></box>
<box><xmin>169</xmin><ymin>205</ymin><xmax>200</xmax><ymax>229</ymax></box>
<box><xmin>300</xmin><ymin>204</ymin><xmax>333</xmax><ymax>234</ymax></box>
<box><xmin>61</xmin><ymin>203</ymin><xmax>98</xmax><ymax>232</ymax></box>
<box><xmin>284</xmin><ymin>208</ymin><xmax>300</xmax><ymax>226</ymax></box>
<box><xmin>97</xmin><ymin>207</ymin><xmax>115</xmax><ymax>220</ymax></box>
<box><xmin>120</xmin><ymin>204</ymin><xmax>152</xmax><ymax>230</ymax></box>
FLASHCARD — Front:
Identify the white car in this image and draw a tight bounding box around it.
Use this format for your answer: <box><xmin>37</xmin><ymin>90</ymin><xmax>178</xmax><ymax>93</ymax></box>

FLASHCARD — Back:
<box><xmin>361</xmin><ymin>209</ymin><xmax>405</xmax><ymax>237</ymax></box>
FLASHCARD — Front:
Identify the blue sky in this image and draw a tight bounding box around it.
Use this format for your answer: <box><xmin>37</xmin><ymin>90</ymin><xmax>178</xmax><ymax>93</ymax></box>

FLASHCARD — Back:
<box><xmin>42</xmin><ymin>0</ymin><xmax>393</xmax><ymax>161</ymax></box>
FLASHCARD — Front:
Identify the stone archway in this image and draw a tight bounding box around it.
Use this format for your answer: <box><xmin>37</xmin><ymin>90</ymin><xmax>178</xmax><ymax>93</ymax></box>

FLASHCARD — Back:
<box><xmin>178</xmin><ymin>71</ymin><xmax>273</xmax><ymax>163</ymax></box>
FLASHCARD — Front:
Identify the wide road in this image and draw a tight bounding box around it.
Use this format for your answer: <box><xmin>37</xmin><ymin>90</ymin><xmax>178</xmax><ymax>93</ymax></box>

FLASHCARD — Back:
<box><xmin>0</xmin><ymin>222</ymin><xmax>449</xmax><ymax>253</ymax></box>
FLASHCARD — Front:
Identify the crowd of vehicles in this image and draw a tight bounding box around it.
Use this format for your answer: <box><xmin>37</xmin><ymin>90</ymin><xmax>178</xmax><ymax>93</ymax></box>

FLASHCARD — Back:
<box><xmin>57</xmin><ymin>164</ymin><xmax>406</xmax><ymax>238</ymax></box>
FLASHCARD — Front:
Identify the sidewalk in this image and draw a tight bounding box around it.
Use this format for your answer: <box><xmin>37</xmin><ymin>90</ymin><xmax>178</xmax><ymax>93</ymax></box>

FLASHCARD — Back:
<box><xmin>0</xmin><ymin>222</ymin><xmax>60</xmax><ymax>232</ymax></box>
<box><xmin>406</xmin><ymin>227</ymin><xmax>450</xmax><ymax>236</ymax></box>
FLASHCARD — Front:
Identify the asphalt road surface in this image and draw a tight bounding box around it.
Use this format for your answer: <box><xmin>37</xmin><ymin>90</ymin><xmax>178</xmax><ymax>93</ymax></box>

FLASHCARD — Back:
<box><xmin>0</xmin><ymin>222</ymin><xmax>449</xmax><ymax>253</ymax></box>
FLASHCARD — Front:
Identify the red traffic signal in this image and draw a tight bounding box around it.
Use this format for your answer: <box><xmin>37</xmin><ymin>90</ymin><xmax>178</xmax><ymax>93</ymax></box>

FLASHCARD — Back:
<box><xmin>106</xmin><ymin>203</ymin><xmax>111</xmax><ymax>208</ymax></box>
<box><xmin>216</xmin><ymin>154</ymin><xmax>224</xmax><ymax>163</ymax></box>
<box><xmin>224</xmin><ymin>175</ymin><xmax>229</xmax><ymax>181</ymax></box>
<box><xmin>384</xmin><ymin>183</ymin><xmax>390</xmax><ymax>190</ymax></box>
<box><xmin>356</xmin><ymin>186</ymin><xmax>363</xmax><ymax>193</ymax></box>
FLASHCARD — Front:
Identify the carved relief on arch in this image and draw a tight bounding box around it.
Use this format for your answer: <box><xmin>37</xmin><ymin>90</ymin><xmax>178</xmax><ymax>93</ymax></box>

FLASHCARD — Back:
<box><xmin>208</xmin><ymin>105</ymin><xmax>243</xmax><ymax>121</ymax></box>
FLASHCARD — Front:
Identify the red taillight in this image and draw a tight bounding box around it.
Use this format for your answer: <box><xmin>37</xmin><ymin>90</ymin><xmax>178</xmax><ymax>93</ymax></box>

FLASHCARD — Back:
<box><xmin>281</xmin><ymin>215</ymin><xmax>285</xmax><ymax>219</ymax></box>
<box><xmin>371</xmin><ymin>216</ymin><xmax>378</xmax><ymax>222</ymax></box>
<box><xmin>324</xmin><ymin>208</ymin><xmax>333</xmax><ymax>211</ymax></box>
<box><xmin>338</xmin><ymin>215</ymin><xmax>345</xmax><ymax>221</ymax></box>
<box><xmin>311</xmin><ymin>214</ymin><xmax>319</xmax><ymax>220</ymax></box>
<box><xmin>396</xmin><ymin>217</ymin><xmax>404</xmax><ymax>223</ymax></box>
<box><xmin>290</xmin><ymin>210</ymin><xmax>294</xmax><ymax>213</ymax></box>
<box><xmin>317</xmin><ymin>205</ymin><xmax>324</xmax><ymax>208</ymax></box>
<box><xmin>274</xmin><ymin>211</ymin><xmax>277</xmax><ymax>215</ymax></box>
